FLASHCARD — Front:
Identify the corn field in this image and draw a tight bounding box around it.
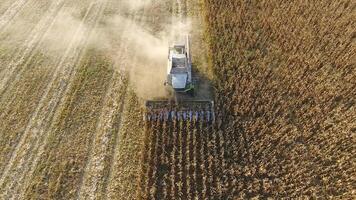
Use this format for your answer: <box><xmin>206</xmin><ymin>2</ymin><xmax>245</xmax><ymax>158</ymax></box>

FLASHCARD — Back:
<box><xmin>139</xmin><ymin>0</ymin><xmax>355</xmax><ymax>199</ymax></box>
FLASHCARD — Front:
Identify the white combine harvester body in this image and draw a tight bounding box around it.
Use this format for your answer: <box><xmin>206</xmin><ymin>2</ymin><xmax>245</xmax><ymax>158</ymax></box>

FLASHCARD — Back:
<box><xmin>145</xmin><ymin>35</ymin><xmax>215</xmax><ymax>122</ymax></box>
<box><xmin>166</xmin><ymin>36</ymin><xmax>193</xmax><ymax>93</ymax></box>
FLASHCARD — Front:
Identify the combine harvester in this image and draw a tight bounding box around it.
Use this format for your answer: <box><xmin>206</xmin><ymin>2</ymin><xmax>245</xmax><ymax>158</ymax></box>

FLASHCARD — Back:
<box><xmin>145</xmin><ymin>35</ymin><xmax>215</xmax><ymax>122</ymax></box>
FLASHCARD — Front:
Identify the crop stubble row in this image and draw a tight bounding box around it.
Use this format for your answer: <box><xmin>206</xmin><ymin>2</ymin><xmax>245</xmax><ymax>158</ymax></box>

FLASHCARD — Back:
<box><xmin>21</xmin><ymin>2</ymin><xmax>112</xmax><ymax>199</ymax></box>
<box><xmin>78</xmin><ymin>0</ymin><xmax>150</xmax><ymax>199</ymax></box>
<box><xmin>104</xmin><ymin>0</ymin><xmax>161</xmax><ymax>199</ymax></box>
<box><xmin>0</xmin><ymin>0</ymin><xmax>56</xmax><ymax>75</ymax></box>
<box><xmin>0</xmin><ymin>0</ymin><xmax>114</xmax><ymax>199</ymax></box>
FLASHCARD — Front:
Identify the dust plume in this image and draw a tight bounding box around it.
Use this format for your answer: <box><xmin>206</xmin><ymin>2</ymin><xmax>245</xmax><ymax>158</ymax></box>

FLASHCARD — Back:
<box><xmin>0</xmin><ymin>0</ymin><xmax>194</xmax><ymax>100</ymax></box>
<box><xmin>98</xmin><ymin>12</ymin><xmax>193</xmax><ymax>100</ymax></box>
<box><xmin>124</xmin><ymin>0</ymin><xmax>153</xmax><ymax>11</ymax></box>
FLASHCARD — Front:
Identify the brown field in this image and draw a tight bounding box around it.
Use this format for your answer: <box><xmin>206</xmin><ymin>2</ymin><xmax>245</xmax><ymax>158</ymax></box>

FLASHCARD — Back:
<box><xmin>201</xmin><ymin>0</ymin><xmax>354</xmax><ymax>198</ymax></box>
<box><xmin>0</xmin><ymin>0</ymin><xmax>160</xmax><ymax>199</ymax></box>
<box><xmin>0</xmin><ymin>0</ymin><xmax>354</xmax><ymax>199</ymax></box>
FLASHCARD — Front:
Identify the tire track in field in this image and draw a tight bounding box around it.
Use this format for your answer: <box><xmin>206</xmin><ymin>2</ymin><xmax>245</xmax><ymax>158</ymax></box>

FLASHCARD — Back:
<box><xmin>0</xmin><ymin>0</ymin><xmax>56</xmax><ymax>77</ymax></box>
<box><xmin>176</xmin><ymin>0</ymin><xmax>184</xmax><ymax>23</ymax></box>
<box><xmin>76</xmin><ymin>2</ymin><xmax>132</xmax><ymax>197</ymax></box>
<box><xmin>0</xmin><ymin>0</ymin><xmax>29</xmax><ymax>32</ymax></box>
<box><xmin>0</xmin><ymin>0</ymin><xmax>46</xmax><ymax>70</ymax></box>
<box><xmin>0</xmin><ymin>2</ymin><xmax>105</xmax><ymax>199</ymax></box>
<box><xmin>103</xmin><ymin>8</ymin><xmax>148</xmax><ymax>199</ymax></box>
<box><xmin>0</xmin><ymin>0</ymin><xmax>66</xmax><ymax>176</ymax></box>
<box><xmin>0</xmin><ymin>0</ymin><xmax>91</xmax><ymax>194</ymax></box>
<box><xmin>105</xmin><ymin>89</ymin><xmax>145</xmax><ymax>200</ymax></box>
<box><xmin>0</xmin><ymin>0</ymin><xmax>66</xmax><ymax>102</ymax></box>
<box><xmin>17</xmin><ymin>2</ymin><xmax>106</xmax><ymax>198</ymax></box>
<box><xmin>77</xmin><ymin>72</ymin><xmax>128</xmax><ymax>200</ymax></box>
<box><xmin>172</xmin><ymin>0</ymin><xmax>184</xmax><ymax>40</ymax></box>
<box><xmin>0</xmin><ymin>0</ymin><xmax>59</xmax><ymax>92</ymax></box>
<box><xmin>0</xmin><ymin>1</ymin><xmax>15</xmax><ymax>16</ymax></box>
<box><xmin>104</xmin><ymin>0</ymin><xmax>165</xmax><ymax>197</ymax></box>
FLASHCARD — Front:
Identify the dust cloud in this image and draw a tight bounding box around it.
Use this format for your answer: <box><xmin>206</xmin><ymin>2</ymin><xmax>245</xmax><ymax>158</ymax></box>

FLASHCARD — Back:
<box><xmin>99</xmin><ymin>14</ymin><xmax>170</xmax><ymax>99</ymax></box>
<box><xmin>0</xmin><ymin>0</ymin><xmax>194</xmax><ymax>100</ymax></box>
<box><xmin>124</xmin><ymin>0</ymin><xmax>153</xmax><ymax>11</ymax></box>
<box><xmin>41</xmin><ymin>10</ymin><xmax>87</xmax><ymax>54</ymax></box>
<box><xmin>121</xmin><ymin>18</ymin><xmax>193</xmax><ymax>100</ymax></box>
<box><xmin>95</xmin><ymin>2</ymin><xmax>193</xmax><ymax>100</ymax></box>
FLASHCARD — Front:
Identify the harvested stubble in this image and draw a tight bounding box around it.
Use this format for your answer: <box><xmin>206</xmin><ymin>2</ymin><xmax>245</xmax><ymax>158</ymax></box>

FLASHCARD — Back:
<box><xmin>24</xmin><ymin>50</ymin><xmax>113</xmax><ymax>199</ymax></box>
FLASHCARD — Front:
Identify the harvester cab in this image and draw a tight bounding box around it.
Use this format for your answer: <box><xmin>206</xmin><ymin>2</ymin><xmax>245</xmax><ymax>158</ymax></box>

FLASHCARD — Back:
<box><xmin>144</xmin><ymin>35</ymin><xmax>215</xmax><ymax>123</ymax></box>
